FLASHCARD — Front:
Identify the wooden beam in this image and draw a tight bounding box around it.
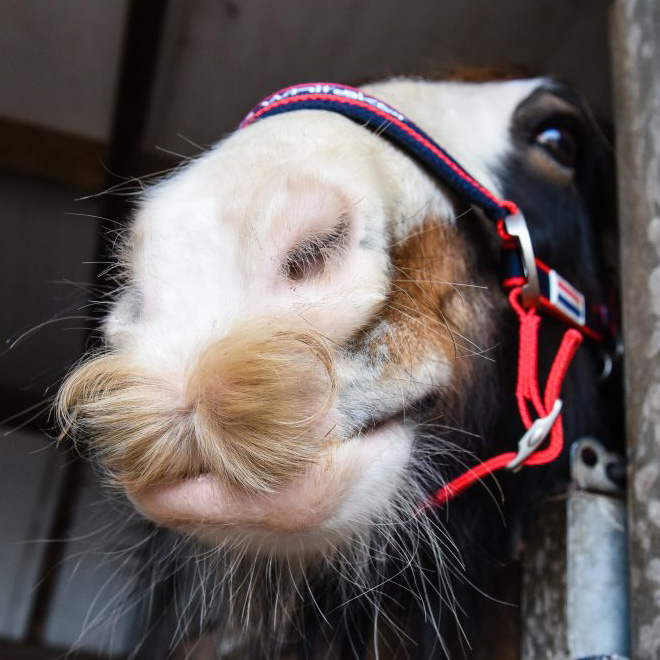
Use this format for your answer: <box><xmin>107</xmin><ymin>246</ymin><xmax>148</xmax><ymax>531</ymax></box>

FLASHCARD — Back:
<box><xmin>0</xmin><ymin>117</ymin><xmax>175</xmax><ymax>194</ymax></box>
<box><xmin>0</xmin><ymin>118</ymin><xmax>107</xmax><ymax>192</ymax></box>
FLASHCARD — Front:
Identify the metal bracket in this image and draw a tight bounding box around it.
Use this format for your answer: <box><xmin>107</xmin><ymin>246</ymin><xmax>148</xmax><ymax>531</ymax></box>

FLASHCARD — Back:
<box><xmin>571</xmin><ymin>438</ymin><xmax>626</xmax><ymax>495</ymax></box>
<box><xmin>566</xmin><ymin>441</ymin><xmax>630</xmax><ymax>658</ymax></box>
<box><xmin>504</xmin><ymin>211</ymin><xmax>541</xmax><ymax>307</ymax></box>
<box><xmin>521</xmin><ymin>438</ymin><xmax>630</xmax><ymax>659</ymax></box>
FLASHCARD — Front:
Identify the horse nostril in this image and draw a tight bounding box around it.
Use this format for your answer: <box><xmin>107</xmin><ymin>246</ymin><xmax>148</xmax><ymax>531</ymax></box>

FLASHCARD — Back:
<box><xmin>282</xmin><ymin>216</ymin><xmax>350</xmax><ymax>283</ymax></box>
<box><xmin>187</xmin><ymin>322</ymin><xmax>337</xmax><ymax>491</ymax></box>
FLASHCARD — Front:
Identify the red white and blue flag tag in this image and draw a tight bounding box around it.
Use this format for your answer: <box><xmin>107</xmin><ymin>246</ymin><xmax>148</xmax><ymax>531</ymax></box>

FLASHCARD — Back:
<box><xmin>548</xmin><ymin>269</ymin><xmax>586</xmax><ymax>327</ymax></box>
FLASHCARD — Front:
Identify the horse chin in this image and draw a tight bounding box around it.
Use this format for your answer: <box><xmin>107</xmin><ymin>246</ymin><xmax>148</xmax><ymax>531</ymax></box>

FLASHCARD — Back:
<box><xmin>127</xmin><ymin>420</ymin><xmax>414</xmax><ymax>557</ymax></box>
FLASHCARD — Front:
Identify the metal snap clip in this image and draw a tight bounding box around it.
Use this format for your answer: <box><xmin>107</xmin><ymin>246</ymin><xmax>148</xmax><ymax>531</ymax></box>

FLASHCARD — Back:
<box><xmin>507</xmin><ymin>399</ymin><xmax>563</xmax><ymax>472</ymax></box>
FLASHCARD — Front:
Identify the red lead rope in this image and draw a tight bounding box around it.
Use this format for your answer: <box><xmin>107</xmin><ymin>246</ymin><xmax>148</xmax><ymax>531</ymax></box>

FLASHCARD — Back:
<box><xmin>430</xmin><ymin>287</ymin><xmax>584</xmax><ymax>507</ymax></box>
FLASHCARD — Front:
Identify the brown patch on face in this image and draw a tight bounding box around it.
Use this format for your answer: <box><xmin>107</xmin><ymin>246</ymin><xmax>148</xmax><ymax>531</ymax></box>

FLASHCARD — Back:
<box><xmin>380</xmin><ymin>217</ymin><xmax>495</xmax><ymax>399</ymax></box>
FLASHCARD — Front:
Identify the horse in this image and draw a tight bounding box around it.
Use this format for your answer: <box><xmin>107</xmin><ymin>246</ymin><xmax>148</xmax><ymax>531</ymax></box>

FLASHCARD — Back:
<box><xmin>56</xmin><ymin>74</ymin><xmax>618</xmax><ymax>658</ymax></box>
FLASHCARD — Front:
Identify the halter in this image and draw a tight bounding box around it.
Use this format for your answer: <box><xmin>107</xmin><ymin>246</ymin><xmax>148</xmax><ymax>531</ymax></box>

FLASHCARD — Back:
<box><xmin>239</xmin><ymin>82</ymin><xmax>612</xmax><ymax>507</ymax></box>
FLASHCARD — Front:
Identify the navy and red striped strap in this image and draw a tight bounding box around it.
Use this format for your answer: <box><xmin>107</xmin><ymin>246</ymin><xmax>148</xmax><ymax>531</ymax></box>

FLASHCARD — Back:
<box><xmin>240</xmin><ymin>83</ymin><xmax>519</xmax><ymax>223</ymax></box>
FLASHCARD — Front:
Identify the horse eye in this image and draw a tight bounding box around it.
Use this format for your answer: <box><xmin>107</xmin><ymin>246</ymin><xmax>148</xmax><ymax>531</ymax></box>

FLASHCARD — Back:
<box><xmin>533</xmin><ymin>126</ymin><xmax>578</xmax><ymax>169</ymax></box>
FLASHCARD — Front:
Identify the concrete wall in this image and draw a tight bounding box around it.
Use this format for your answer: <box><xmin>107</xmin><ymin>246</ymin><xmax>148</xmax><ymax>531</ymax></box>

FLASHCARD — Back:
<box><xmin>611</xmin><ymin>1</ymin><xmax>660</xmax><ymax>657</ymax></box>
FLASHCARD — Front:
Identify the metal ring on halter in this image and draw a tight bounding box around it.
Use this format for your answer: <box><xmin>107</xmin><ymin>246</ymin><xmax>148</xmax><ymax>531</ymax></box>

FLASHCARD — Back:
<box><xmin>504</xmin><ymin>212</ymin><xmax>541</xmax><ymax>308</ymax></box>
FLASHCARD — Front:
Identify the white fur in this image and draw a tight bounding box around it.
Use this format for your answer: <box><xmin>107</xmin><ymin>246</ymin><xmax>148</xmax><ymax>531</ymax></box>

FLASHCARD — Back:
<box><xmin>106</xmin><ymin>78</ymin><xmax>545</xmax><ymax>546</ymax></box>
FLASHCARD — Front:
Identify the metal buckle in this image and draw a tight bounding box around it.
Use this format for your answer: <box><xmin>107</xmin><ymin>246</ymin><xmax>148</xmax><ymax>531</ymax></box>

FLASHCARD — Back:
<box><xmin>504</xmin><ymin>212</ymin><xmax>540</xmax><ymax>307</ymax></box>
<box><xmin>507</xmin><ymin>399</ymin><xmax>563</xmax><ymax>472</ymax></box>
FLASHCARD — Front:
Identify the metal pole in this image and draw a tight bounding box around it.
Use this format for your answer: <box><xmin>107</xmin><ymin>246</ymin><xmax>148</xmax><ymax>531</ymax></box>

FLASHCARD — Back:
<box><xmin>610</xmin><ymin>2</ymin><xmax>660</xmax><ymax>658</ymax></box>
<box><xmin>521</xmin><ymin>440</ymin><xmax>629</xmax><ymax>660</ymax></box>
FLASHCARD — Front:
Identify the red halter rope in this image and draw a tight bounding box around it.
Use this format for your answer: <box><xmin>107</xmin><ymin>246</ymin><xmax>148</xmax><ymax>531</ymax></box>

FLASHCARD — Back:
<box><xmin>239</xmin><ymin>83</ymin><xmax>610</xmax><ymax>506</ymax></box>
<box><xmin>430</xmin><ymin>290</ymin><xmax>583</xmax><ymax>506</ymax></box>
